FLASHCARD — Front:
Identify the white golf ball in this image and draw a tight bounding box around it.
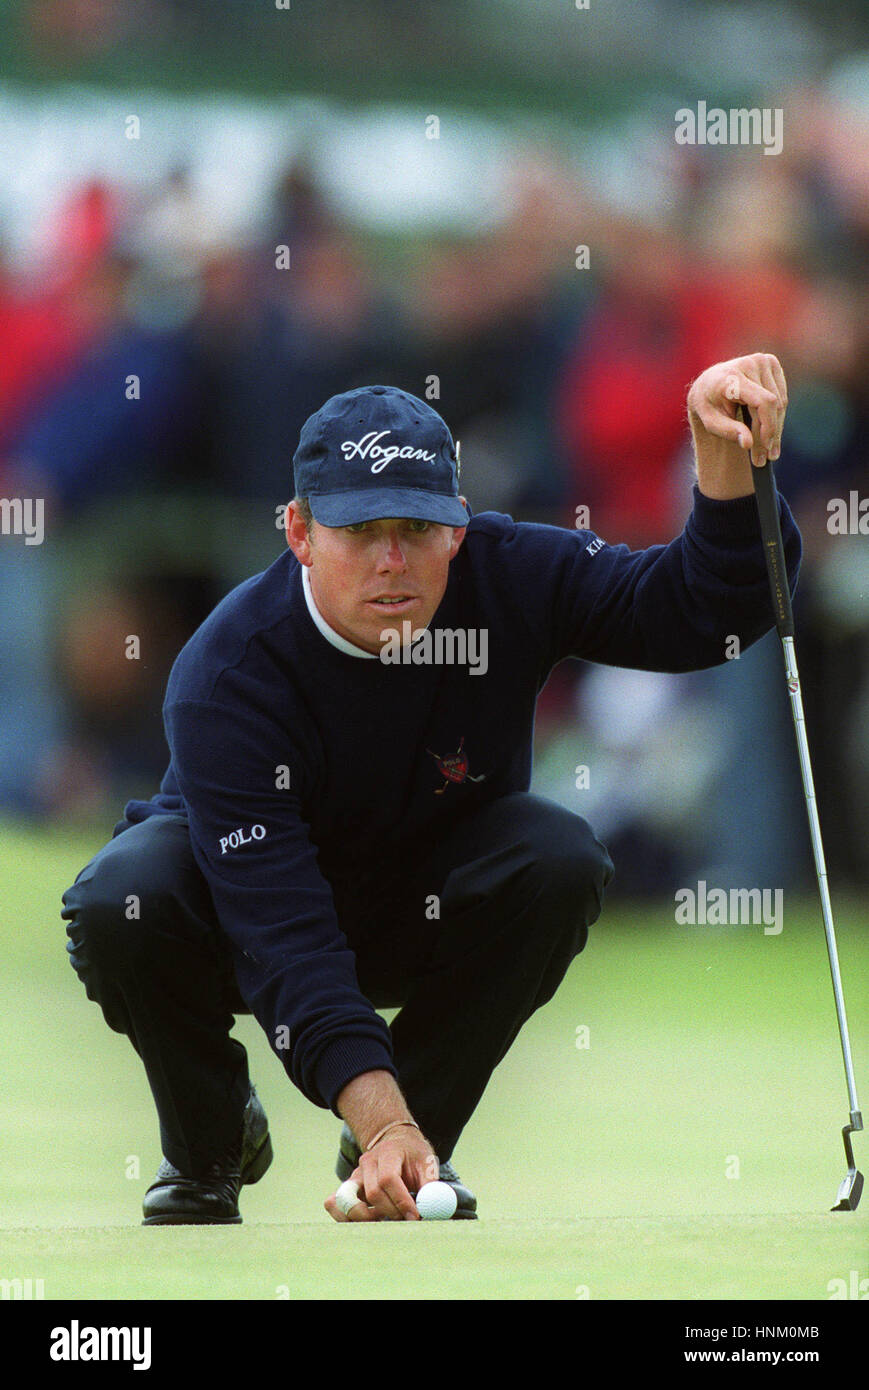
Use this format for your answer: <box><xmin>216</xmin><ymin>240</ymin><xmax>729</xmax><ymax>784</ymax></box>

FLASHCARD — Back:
<box><xmin>415</xmin><ymin>1180</ymin><xmax>457</xmax><ymax>1220</ymax></box>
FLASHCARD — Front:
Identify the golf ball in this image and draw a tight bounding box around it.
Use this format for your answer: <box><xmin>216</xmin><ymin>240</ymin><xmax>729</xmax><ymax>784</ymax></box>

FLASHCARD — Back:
<box><xmin>415</xmin><ymin>1180</ymin><xmax>457</xmax><ymax>1220</ymax></box>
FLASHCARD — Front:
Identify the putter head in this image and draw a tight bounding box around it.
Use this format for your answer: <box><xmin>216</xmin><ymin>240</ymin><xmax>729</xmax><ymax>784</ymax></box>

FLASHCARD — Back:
<box><xmin>832</xmin><ymin>1168</ymin><xmax>863</xmax><ymax>1212</ymax></box>
<box><xmin>832</xmin><ymin>1120</ymin><xmax>863</xmax><ymax>1210</ymax></box>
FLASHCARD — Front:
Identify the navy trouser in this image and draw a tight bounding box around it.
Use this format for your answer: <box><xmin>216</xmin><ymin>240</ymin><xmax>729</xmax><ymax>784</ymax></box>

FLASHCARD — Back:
<box><xmin>61</xmin><ymin>793</ymin><xmax>613</xmax><ymax>1174</ymax></box>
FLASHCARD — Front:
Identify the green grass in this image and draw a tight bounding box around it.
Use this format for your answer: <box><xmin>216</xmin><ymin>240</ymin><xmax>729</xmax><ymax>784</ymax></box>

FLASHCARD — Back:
<box><xmin>1</xmin><ymin>822</ymin><xmax>866</xmax><ymax>1300</ymax></box>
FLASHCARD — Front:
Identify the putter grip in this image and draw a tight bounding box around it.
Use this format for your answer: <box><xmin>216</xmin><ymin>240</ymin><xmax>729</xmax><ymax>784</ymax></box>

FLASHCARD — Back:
<box><xmin>740</xmin><ymin>404</ymin><xmax>794</xmax><ymax>638</ymax></box>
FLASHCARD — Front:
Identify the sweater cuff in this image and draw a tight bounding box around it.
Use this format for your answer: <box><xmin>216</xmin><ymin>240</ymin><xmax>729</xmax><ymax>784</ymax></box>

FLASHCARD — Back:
<box><xmin>315</xmin><ymin>1037</ymin><xmax>398</xmax><ymax>1117</ymax></box>
<box><xmin>689</xmin><ymin>481</ymin><xmax>780</xmax><ymax>539</ymax></box>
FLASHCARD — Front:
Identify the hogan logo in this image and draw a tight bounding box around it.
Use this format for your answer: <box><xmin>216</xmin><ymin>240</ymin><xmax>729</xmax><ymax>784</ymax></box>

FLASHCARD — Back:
<box><xmin>340</xmin><ymin>431</ymin><xmax>438</xmax><ymax>473</ymax></box>
<box><xmin>219</xmin><ymin>824</ymin><xmax>267</xmax><ymax>854</ymax></box>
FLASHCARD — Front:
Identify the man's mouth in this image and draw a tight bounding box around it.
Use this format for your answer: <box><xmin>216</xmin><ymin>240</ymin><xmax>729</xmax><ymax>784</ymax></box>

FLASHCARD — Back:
<box><xmin>366</xmin><ymin>595</ymin><xmax>417</xmax><ymax>613</ymax></box>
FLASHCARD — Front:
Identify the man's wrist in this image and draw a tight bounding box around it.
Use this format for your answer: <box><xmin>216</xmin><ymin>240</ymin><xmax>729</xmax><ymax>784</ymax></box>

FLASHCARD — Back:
<box><xmin>364</xmin><ymin>1119</ymin><xmax>420</xmax><ymax>1151</ymax></box>
<box><xmin>336</xmin><ymin>1069</ymin><xmax>416</xmax><ymax>1151</ymax></box>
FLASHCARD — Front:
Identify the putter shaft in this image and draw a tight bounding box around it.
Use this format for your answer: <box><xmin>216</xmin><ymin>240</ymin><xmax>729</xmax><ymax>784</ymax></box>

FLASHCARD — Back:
<box><xmin>780</xmin><ymin>634</ymin><xmax>862</xmax><ymax>1130</ymax></box>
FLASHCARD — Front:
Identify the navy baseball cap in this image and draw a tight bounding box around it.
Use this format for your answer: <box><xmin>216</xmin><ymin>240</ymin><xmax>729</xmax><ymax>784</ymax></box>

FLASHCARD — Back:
<box><xmin>292</xmin><ymin>385</ymin><xmax>469</xmax><ymax>527</ymax></box>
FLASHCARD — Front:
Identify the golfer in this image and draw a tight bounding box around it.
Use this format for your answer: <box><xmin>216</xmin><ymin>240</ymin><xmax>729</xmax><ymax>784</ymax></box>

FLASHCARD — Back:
<box><xmin>61</xmin><ymin>354</ymin><xmax>800</xmax><ymax>1223</ymax></box>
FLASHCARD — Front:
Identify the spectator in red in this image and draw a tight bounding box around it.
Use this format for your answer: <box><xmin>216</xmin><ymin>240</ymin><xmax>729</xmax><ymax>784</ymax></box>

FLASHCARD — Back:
<box><xmin>553</xmin><ymin>219</ymin><xmax>749</xmax><ymax>546</ymax></box>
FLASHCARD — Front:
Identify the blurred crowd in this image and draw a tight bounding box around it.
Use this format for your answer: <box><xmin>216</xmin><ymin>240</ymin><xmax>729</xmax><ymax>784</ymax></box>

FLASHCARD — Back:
<box><xmin>1</xmin><ymin>84</ymin><xmax>867</xmax><ymax>893</ymax></box>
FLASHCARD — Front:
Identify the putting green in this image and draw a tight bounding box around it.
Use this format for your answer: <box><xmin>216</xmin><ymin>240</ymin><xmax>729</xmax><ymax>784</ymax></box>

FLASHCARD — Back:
<box><xmin>2</xmin><ymin>823</ymin><xmax>866</xmax><ymax>1300</ymax></box>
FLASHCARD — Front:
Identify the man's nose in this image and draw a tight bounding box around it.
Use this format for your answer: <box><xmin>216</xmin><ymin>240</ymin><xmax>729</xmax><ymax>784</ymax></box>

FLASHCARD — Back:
<box><xmin>377</xmin><ymin>531</ymin><xmax>407</xmax><ymax>567</ymax></box>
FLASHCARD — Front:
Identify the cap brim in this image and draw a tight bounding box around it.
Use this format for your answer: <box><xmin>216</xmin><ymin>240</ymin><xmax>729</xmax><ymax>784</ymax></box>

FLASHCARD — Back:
<box><xmin>309</xmin><ymin>487</ymin><xmax>469</xmax><ymax>527</ymax></box>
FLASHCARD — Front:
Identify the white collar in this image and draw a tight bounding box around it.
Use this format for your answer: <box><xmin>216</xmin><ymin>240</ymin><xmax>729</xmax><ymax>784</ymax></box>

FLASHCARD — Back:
<box><xmin>301</xmin><ymin>563</ymin><xmax>378</xmax><ymax>659</ymax></box>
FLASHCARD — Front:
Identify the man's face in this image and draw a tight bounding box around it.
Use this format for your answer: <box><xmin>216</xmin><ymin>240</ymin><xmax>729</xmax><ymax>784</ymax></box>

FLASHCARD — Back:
<box><xmin>285</xmin><ymin>505</ymin><xmax>467</xmax><ymax>655</ymax></box>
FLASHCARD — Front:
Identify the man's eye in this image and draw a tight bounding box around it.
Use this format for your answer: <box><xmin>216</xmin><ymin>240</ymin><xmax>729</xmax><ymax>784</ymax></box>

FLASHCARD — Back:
<box><xmin>346</xmin><ymin>523</ymin><xmax>368</xmax><ymax>534</ymax></box>
<box><xmin>409</xmin><ymin>520</ymin><xmax>429</xmax><ymax>532</ymax></box>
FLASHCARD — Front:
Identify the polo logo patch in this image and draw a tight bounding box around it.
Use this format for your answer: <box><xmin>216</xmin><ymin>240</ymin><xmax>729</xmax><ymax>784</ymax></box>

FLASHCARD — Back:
<box><xmin>219</xmin><ymin>825</ymin><xmax>267</xmax><ymax>854</ymax></box>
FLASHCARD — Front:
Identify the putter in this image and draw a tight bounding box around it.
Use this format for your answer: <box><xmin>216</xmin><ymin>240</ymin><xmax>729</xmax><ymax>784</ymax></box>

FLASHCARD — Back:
<box><xmin>740</xmin><ymin>404</ymin><xmax>863</xmax><ymax>1210</ymax></box>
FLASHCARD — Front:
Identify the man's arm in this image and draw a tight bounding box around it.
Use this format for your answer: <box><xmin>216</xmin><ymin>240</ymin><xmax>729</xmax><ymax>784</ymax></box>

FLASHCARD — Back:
<box><xmin>492</xmin><ymin>351</ymin><xmax>799</xmax><ymax>676</ymax></box>
<box><xmin>165</xmin><ymin>695</ymin><xmax>438</xmax><ymax>1222</ymax></box>
<box><xmin>164</xmin><ymin>697</ymin><xmax>398</xmax><ymax>1110</ymax></box>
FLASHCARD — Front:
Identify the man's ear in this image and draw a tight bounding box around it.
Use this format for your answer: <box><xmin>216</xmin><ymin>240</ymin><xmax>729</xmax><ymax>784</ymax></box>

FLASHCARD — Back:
<box><xmin>448</xmin><ymin>497</ymin><xmax>469</xmax><ymax>558</ymax></box>
<box><xmin>285</xmin><ymin>501</ymin><xmax>313</xmax><ymax>565</ymax></box>
<box><xmin>449</xmin><ymin>526</ymin><xmax>467</xmax><ymax>559</ymax></box>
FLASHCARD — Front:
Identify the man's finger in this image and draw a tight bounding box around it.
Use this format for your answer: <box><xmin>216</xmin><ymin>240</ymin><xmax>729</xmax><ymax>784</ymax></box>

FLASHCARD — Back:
<box><xmin>736</xmin><ymin>402</ymin><xmax>768</xmax><ymax>467</ymax></box>
<box><xmin>334</xmin><ymin>1178</ymin><xmax>363</xmax><ymax>1216</ymax></box>
<box><xmin>724</xmin><ymin>372</ymin><xmax>779</xmax><ymax>447</ymax></box>
<box><xmin>769</xmin><ymin>356</ymin><xmax>788</xmax><ymax>460</ymax></box>
<box><xmin>769</xmin><ymin>356</ymin><xmax>788</xmax><ymax>411</ymax></box>
<box><xmin>344</xmin><ymin>1198</ymin><xmax>378</xmax><ymax>1222</ymax></box>
<box><xmin>757</xmin><ymin>355</ymin><xmax>786</xmax><ymax>459</ymax></box>
<box><xmin>723</xmin><ymin>374</ymin><xmax>778</xmax><ymax>464</ymax></box>
<box><xmin>361</xmin><ymin>1169</ymin><xmax>418</xmax><ymax>1221</ymax></box>
<box><xmin>720</xmin><ymin>378</ymin><xmax>761</xmax><ymax>456</ymax></box>
<box><xmin>724</xmin><ymin>373</ymin><xmax>777</xmax><ymax>408</ymax></box>
<box><xmin>327</xmin><ymin>1178</ymin><xmax>379</xmax><ymax>1222</ymax></box>
<box><xmin>324</xmin><ymin>1190</ymin><xmax>378</xmax><ymax>1222</ymax></box>
<box><xmin>695</xmin><ymin>403</ymin><xmax>752</xmax><ymax>451</ymax></box>
<box><xmin>378</xmin><ymin>1171</ymin><xmax>420</xmax><ymax>1220</ymax></box>
<box><xmin>324</xmin><ymin>1194</ymin><xmax>350</xmax><ymax>1222</ymax></box>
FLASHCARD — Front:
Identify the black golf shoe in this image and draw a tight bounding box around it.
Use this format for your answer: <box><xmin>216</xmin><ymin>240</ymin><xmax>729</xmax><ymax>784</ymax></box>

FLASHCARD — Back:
<box><xmin>335</xmin><ymin>1122</ymin><xmax>478</xmax><ymax>1219</ymax></box>
<box><xmin>142</xmin><ymin>1085</ymin><xmax>273</xmax><ymax>1225</ymax></box>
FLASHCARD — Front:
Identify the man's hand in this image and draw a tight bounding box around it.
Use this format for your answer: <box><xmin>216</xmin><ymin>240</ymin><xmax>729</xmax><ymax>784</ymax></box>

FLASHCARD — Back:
<box><xmin>324</xmin><ymin>1129</ymin><xmax>439</xmax><ymax>1222</ymax></box>
<box><xmin>687</xmin><ymin>352</ymin><xmax>788</xmax><ymax>500</ymax></box>
<box><xmin>325</xmin><ymin>1069</ymin><xmax>439</xmax><ymax>1221</ymax></box>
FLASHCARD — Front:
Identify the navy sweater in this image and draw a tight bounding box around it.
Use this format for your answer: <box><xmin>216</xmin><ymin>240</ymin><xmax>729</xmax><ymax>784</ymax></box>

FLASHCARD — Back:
<box><xmin>124</xmin><ymin>487</ymin><xmax>801</xmax><ymax>1113</ymax></box>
